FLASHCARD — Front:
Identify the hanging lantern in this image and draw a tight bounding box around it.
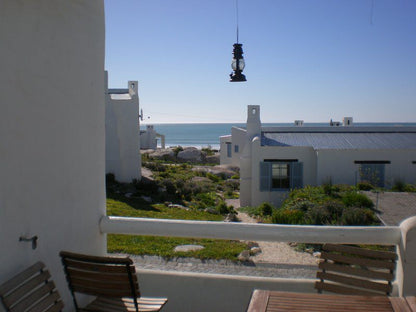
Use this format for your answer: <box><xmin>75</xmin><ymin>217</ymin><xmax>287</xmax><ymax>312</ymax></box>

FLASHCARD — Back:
<box><xmin>230</xmin><ymin>43</ymin><xmax>246</xmax><ymax>82</ymax></box>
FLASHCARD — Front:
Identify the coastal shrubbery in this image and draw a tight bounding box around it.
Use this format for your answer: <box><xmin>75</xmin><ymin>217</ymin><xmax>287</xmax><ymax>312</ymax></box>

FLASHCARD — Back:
<box><xmin>273</xmin><ymin>185</ymin><xmax>378</xmax><ymax>225</ymax></box>
<box><xmin>241</xmin><ymin>185</ymin><xmax>378</xmax><ymax>226</ymax></box>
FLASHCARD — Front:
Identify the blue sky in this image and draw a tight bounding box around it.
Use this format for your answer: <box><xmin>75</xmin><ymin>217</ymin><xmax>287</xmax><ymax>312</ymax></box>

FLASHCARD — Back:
<box><xmin>105</xmin><ymin>0</ymin><xmax>416</xmax><ymax>123</ymax></box>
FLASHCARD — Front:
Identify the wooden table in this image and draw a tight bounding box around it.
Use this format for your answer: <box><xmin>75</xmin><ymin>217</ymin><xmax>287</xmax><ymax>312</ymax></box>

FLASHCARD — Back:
<box><xmin>247</xmin><ymin>290</ymin><xmax>416</xmax><ymax>312</ymax></box>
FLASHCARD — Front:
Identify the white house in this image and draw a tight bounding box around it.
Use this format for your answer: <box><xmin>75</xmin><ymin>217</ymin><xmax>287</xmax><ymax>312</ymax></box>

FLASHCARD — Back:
<box><xmin>140</xmin><ymin>124</ymin><xmax>166</xmax><ymax>149</ymax></box>
<box><xmin>221</xmin><ymin>106</ymin><xmax>416</xmax><ymax>207</ymax></box>
<box><xmin>105</xmin><ymin>71</ymin><xmax>141</xmax><ymax>182</ymax></box>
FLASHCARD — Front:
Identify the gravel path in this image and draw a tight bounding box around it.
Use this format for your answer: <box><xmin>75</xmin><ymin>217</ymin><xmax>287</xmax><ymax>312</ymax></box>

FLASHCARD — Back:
<box><xmin>226</xmin><ymin>199</ymin><xmax>318</xmax><ymax>266</ymax></box>
<box><xmin>363</xmin><ymin>191</ymin><xmax>416</xmax><ymax>226</ymax></box>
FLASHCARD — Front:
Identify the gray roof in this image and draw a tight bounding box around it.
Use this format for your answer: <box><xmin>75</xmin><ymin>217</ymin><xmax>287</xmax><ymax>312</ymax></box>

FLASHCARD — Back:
<box><xmin>261</xmin><ymin>132</ymin><xmax>416</xmax><ymax>150</ymax></box>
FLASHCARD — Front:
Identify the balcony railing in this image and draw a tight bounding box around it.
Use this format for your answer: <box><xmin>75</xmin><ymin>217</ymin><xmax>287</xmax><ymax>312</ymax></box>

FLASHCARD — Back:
<box><xmin>99</xmin><ymin>216</ymin><xmax>416</xmax><ymax>312</ymax></box>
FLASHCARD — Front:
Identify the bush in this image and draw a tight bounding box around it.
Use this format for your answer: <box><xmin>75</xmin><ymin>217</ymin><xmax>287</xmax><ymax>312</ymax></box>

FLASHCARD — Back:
<box><xmin>342</xmin><ymin>192</ymin><xmax>374</xmax><ymax>209</ymax></box>
<box><xmin>216</xmin><ymin>201</ymin><xmax>234</xmax><ymax>215</ymax></box>
<box><xmin>357</xmin><ymin>182</ymin><xmax>374</xmax><ymax>191</ymax></box>
<box><xmin>341</xmin><ymin>207</ymin><xmax>378</xmax><ymax>225</ymax></box>
<box><xmin>392</xmin><ymin>179</ymin><xmax>406</xmax><ymax>192</ymax></box>
<box><xmin>259</xmin><ymin>202</ymin><xmax>273</xmax><ymax>216</ymax></box>
<box><xmin>272</xmin><ymin>209</ymin><xmax>304</xmax><ymax>224</ymax></box>
<box><xmin>304</xmin><ymin>205</ymin><xmax>331</xmax><ymax>225</ymax></box>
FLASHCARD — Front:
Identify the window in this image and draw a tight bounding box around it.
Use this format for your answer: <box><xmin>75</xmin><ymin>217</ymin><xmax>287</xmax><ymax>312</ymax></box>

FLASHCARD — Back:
<box><xmin>260</xmin><ymin>160</ymin><xmax>303</xmax><ymax>191</ymax></box>
<box><xmin>234</xmin><ymin>145</ymin><xmax>239</xmax><ymax>153</ymax></box>
<box><xmin>226</xmin><ymin>142</ymin><xmax>232</xmax><ymax>157</ymax></box>
<box><xmin>355</xmin><ymin>161</ymin><xmax>389</xmax><ymax>187</ymax></box>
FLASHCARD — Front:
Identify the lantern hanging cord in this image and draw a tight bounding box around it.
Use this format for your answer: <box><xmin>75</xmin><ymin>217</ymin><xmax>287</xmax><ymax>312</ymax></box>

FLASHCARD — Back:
<box><xmin>236</xmin><ymin>0</ymin><xmax>239</xmax><ymax>43</ymax></box>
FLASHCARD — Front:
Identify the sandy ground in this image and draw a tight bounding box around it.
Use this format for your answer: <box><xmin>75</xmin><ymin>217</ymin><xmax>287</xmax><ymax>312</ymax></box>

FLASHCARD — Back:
<box><xmin>226</xmin><ymin>199</ymin><xmax>318</xmax><ymax>265</ymax></box>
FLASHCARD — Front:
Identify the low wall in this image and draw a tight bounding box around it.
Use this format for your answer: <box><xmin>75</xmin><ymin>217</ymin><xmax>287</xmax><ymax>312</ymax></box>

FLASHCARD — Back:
<box><xmin>137</xmin><ymin>270</ymin><xmax>315</xmax><ymax>312</ymax></box>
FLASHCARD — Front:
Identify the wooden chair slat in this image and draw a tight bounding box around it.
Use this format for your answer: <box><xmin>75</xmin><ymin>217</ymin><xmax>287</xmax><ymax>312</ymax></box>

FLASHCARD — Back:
<box><xmin>315</xmin><ymin>244</ymin><xmax>397</xmax><ymax>296</ymax></box>
<box><xmin>323</xmin><ymin>244</ymin><xmax>397</xmax><ymax>260</ymax></box>
<box><xmin>70</xmin><ymin>285</ymin><xmax>134</xmax><ymax>298</ymax></box>
<box><xmin>63</xmin><ymin>258</ymin><xmax>135</xmax><ymax>274</ymax></box>
<box><xmin>28</xmin><ymin>291</ymin><xmax>61</xmax><ymax>312</ymax></box>
<box><xmin>10</xmin><ymin>282</ymin><xmax>55</xmax><ymax>312</ymax></box>
<box><xmin>0</xmin><ymin>262</ymin><xmax>45</xmax><ymax>297</ymax></box>
<box><xmin>315</xmin><ymin>281</ymin><xmax>384</xmax><ymax>296</ymax></box>
<box><xmin>321</xmin><ymin>251</ymin><xmax>396</xmax><ymax>270</ymax></box>
<box><xmin>318</xmin><ymin>261</ymin><xmax>394</xmax><ymax>281</ymax></box>
<box><xmin>44</xmin><ymin>301</ymin><xmax>64</xmax><ymax>312</ymax></box>
<box><xmin>67</xmin><ymin>268</ymin><xmax>134</xmax><ymax>283</ymax></box>
<box><xmin>60</xmin><ymin>251</ymin><xmax>132</xmax><ymax>265</ymax></box>
<box><xmin>316</xmin><ymin>272</ymin><xmax>392</xmax><ymax>293</ymax></box>
<box><xmin>4</xmin><ymin>271</ymin><xmax>51</xmax><ymax>307</ymax></box>
<box><xmin>70</xmin><ymin>276</ymin><xmax>135</xmax><ymax>293</ymax></box>
<box><xmin>60</xmin><ymin>251</ymin><xmax>167</xmax><ymax>311</ymax></box>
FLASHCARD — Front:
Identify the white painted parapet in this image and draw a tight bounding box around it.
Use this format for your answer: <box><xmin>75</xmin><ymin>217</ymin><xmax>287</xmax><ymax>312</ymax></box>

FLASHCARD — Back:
<box><xmin>399</xmin><ymin>216</ymin><xmax>416</xmax><ymax>296</ymax></box>
<box><xmin>100</xmin><ymin>216</ymin><xmax>401</xmax><ymax>245</ymax></box>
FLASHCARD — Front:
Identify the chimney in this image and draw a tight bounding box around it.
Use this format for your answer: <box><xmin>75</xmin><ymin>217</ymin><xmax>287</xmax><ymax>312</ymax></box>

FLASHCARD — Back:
<box><xmin>246</xmin><ymin>105</ymin><xmax>261</xmax><ymax>138</ymax></box>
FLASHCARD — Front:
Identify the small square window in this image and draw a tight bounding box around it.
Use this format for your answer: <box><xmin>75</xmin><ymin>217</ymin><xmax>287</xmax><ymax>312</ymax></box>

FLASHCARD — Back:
<box><xmin>226</xmin><ymin>143</ymin><xmax>232</xmax><ymax>157</ymax></box>
<box><xmin>234</xmin><ymin>145</ymin><xmax>239</xmax><ymax>153</ymax></box>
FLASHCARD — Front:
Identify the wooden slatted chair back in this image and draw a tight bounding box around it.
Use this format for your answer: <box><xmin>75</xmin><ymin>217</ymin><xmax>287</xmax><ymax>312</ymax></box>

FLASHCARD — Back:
<box><xmin>0</xmin><ymin>262</ymin><xmax>63</xmax><ymax>312</ymax></box>
<box><xmin>315</xmin><ymin>244</ymin><xmax>397</xmax><ymax>296</ymax></box>
<box><xmin>60</xmin><ymin>251</ymin><xmax>140</xmax><ymax>311</ymax></box>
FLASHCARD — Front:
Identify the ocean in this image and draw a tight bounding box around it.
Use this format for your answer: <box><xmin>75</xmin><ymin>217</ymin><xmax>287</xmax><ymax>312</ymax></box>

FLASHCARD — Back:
<box><xmin>140</xmin><ymin>122</ymin><xmax>416</xmax><ymax>150</ymax></box>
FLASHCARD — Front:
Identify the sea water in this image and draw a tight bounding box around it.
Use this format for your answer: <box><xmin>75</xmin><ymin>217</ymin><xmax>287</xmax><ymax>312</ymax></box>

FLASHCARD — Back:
<box><xmin>140</xmin><ymin>122</ymin><xmax>416</xmax><ymax>150</ymax></box>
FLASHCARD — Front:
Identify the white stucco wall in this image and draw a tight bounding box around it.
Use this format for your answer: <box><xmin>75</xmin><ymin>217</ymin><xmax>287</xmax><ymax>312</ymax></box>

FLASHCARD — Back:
<box><xmin>105</xmin><ymin>76</ymin><xmax>141</xmax><ymax>182</ymax></box>
<box><xmin>248</xmin><ymin>140</ymin><xmax>317</xmax><ymax>207</ymax></box>
<box><xmin>0</xmin><ymin>1</ymin><xmax>105</xmax><ymax>311</ymax></box>
<box><xmin>140</xmin><ymin>125</ymin><xmax>158</xmax><ymax>150</ymax></box>
<box><xmin>316</xmin><ymin>149</ymin><xmax>416</xmax><ymax>187</ymax></box>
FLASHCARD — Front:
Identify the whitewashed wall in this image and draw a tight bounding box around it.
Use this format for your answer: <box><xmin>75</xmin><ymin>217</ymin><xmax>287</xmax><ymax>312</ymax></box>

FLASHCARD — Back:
<box><xmin>316</xmin><ymin>149</ymin><xmax>416</xmax><ymax>187</ymax></box>
<box><xmin>248</xmin><ymin>140</ymin><xmax>317</xmax><ymax>207</ymax></box>
<box><xmin>105</xmin><ymin>77</ymin><xmax>141</xmax><ymax>182</ymax></box>
<box><xmin>0</xmin><ymin>1</ymin><xmax>106</xmax><ymax>311</ymax></box>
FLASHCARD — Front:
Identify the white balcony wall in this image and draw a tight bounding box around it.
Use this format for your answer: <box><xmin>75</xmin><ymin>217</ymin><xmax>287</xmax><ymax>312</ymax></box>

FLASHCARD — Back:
<box><xmin>100</xmin><ymin>216</ymin><xmax>416</xmax><ymax>311</ymax></box>
<box><xmin>0</xmin><ymin>1</ymin><xmax>106</xmax><ymax>311</ymax></box>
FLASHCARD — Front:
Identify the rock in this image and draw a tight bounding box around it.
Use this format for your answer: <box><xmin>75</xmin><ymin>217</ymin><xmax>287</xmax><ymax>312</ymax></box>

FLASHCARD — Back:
<box><xmin>174</xmin><ymin>244</ymin><xmax>205</xmax><ymax>252</ymax></box>
<box><xmin>224</xmin><ymin>213</ymin><xmax>238</xmax><ymax>222</ymax></box>
<box><xmin>148</xmin><ymin>149</ymin><xmax>176</xmax><ymax>161</ymax></box>
<box><xmin>237</xmin><ymin>250</ymin><xmax>251</xmax><ymax>261</ymax></box>
<box><xmin>205</xmin><ymin>153</ymin><xmax>220</xmax><ymax>164</ymax></box>
<box><xmin>247</xmin><ymin>241</ymin><xmax>259</xmax><ymax>248</ymax></box>
<box><xmin>250</xmin><ymin>247</ymin><xmax>262</xmax><ymax>255</ymax></box>
<box><xmin>125</xmin><ymin>193</ymin><xmax>133</xmax><ymax>198</ymax></box>
<box><xmin>177</xmin><ymin>147</ymin><xmax>202</xmax><ymax>163</ymax></box>
<box><xmin>313</xmin><ymin>252</ymin><xmax>321</xmax><ymax>258</ymax></box>
<box><xmin>204</xmin><ymin>207</ymin><xmax>219</xmax><ymax>214</ymax></box>
<box><xmin>168</xmin><ymin>204</ymin><xmax>189</xmax><ymax>210</ymax></box>
<box><xmin>141</xmin><ymin>196</ymin><xmax>152</xmax><ymax>203</ymax></box>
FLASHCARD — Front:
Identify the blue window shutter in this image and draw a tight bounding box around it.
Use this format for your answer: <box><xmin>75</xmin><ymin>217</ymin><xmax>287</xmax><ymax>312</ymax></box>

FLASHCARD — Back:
<box><xmin>290</xmin><ymin>162</ymin><xmax>303</xmax><ymax>189</ymax></box>
<box><xmin>260</xmin><ymin>162</ymin><xmax>271</xmax><ymax>191</ymax></box>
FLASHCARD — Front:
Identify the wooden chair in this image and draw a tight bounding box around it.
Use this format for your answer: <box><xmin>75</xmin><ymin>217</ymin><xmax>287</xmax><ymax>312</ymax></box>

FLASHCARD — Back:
<box><xmin>0</xmin><ymin>262</ymin><xmax>63</xmax><ymax>312</ymax></box>
<box><xmin>59</xmin><ymin>251</ymin><xmax>167</xmax><ymax>312</ymax></box>
<box><xmin>315</xmin><ymin>243</ymin><xmax>397</xmax><ymax>296</ymax></box>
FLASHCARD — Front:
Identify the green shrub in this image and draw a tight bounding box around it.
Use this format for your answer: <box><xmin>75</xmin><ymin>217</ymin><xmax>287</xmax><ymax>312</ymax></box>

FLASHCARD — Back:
<box><xmin>357</xmin><ymin>182</ymin><xmax>374</xmax><ymax>191</ymax></box>
<box><xmin>341</xmin><ymin>207</ymin><xmax>378</xmax><ymax>225</ymax></box>
<box><xmin>272</xmin><ymin>209</ymin><xmax>304</xmax><ymax>224</ymax></box>
<box><xmin>230</xmin><ymin>174</ymin><xmax>240</xmax><ymax>180</ymax></box>
<box><xmin>216</xmin><ymin>201</ymin><xmax>234</xmax><ymax>215</ymax></box>
<box><xmin>206</xmin><ymin>172</ymin><xmax>220</xmax><ymax>183</ymax></box>
<box><xmin>392</xmin><ymin>179</ymin><xmax>406</xmax><ymax>192</ymax></box>
<box><xmin>305</xmin><ymin>205</ymin><xmax>331</xmax><ymax>225</ymax></box>
<box><xmin>404</xmin><ymin>184</ymin><xmax>416</xmax><ymax>192</ymax></box>
<box><xmin>173</xmin><ymin>146</ymin><xmax>183</xmax><ymax>156</ymax></box>
<box><xmin>259</xmin><ymin>202</ymin><xmax>274</xmax><ymax>216</ymax></box>
<box><xmin>342</xmin><ymin>192</ymin><xmax>374</xmax><ymax>209</ymax></box>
